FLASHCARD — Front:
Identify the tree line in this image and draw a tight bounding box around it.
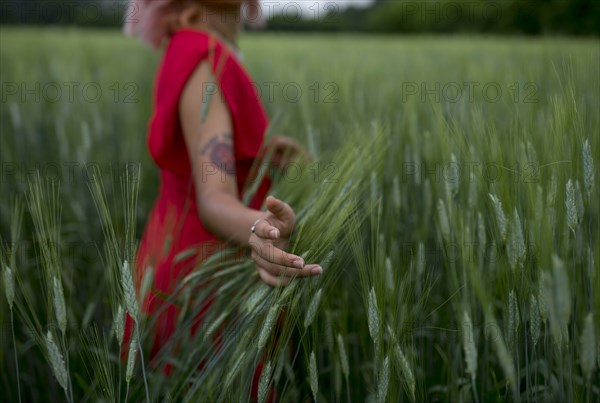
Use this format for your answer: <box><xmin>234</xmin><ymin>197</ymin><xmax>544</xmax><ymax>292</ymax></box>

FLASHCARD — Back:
<box><xmin>268</xmin><ymin>0</ymin><xmax>600</xmax><ymax>35</ymax></box>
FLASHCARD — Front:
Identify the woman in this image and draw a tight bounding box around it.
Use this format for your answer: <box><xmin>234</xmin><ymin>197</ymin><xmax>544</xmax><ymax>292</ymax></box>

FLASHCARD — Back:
<box><xmin>124</xmin><ymin>0</ymin><xmax>322</xmax><ymax>361</ymax></box>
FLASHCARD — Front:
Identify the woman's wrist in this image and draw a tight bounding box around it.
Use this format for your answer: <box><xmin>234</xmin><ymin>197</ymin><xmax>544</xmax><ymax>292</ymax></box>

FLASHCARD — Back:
<box><xmin>198</xmin><ymin>190</ymin><xmax>269</xmax><ymax>247</ymax></box>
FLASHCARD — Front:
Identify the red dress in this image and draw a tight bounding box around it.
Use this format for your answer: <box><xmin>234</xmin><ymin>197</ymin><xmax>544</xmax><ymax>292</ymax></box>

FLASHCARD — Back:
<box><xmin>125</xmin><ymin>28</ymin><xmax>270</xmax><ymax>360</ymax></box>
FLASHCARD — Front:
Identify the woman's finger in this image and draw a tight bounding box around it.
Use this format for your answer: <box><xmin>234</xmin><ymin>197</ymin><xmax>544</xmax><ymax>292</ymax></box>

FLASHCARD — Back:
<box><xmin>271</xmin><ymin>135</ymin><xmax>302</xmax><ymax>150</ymax></box>
<box><xmin>252</xmin><ymin>250</ymin><xmax>322</xmax><ymax>278</ymax></box>
<box><xmin>265</xmin><ymin>196</ymin><xmax>295</xmax><ymax>228</ymax></box>
<box><xmin>252</xmin><ymin>218</ymin><xmax>280</xmax><ymax>240</ymax></box>
<box><xmin>249</xmin><ymin>240</ymin><xmax>305</xmax><ymax>269</ymax></box>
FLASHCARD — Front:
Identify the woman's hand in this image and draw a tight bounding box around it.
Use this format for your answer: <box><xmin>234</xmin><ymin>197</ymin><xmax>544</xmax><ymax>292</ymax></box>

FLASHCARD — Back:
<box><xmin>260</xmin><ymin>135</ymin><xmax>309</xmax><ymax>170</ymax></box>
<box><xmin>249</xmin><ymin>196</ymin><xmax>322</xmax><ymax>287</ymax></box>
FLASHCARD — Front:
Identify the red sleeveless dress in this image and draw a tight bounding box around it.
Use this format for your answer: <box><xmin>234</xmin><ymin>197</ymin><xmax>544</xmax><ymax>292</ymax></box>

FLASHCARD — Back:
<box><xmin>126</xmin><ymin>28</ymin><xmax>270</xmax><ymax>359</ymax></box>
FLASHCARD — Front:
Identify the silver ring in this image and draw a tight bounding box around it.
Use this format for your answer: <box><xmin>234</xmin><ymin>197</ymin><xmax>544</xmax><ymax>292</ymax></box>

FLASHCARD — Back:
<box><xmin>251</xmin><ymin>217</ymin><xmax>272</xmax><ymax>234</ymax></box>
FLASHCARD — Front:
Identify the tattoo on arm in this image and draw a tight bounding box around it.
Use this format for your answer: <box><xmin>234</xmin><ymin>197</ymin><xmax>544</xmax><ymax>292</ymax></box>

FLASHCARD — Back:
<box><xmin>201</xmin><ymin>132</ymin><xmax>236</xmax><ymax>175</ymax></box>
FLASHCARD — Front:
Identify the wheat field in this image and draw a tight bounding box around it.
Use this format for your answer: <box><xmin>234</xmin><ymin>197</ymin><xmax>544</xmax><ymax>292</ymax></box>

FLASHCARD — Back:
<box><xmin>1</xmin><ymin>28</ymin><xmax>599</xmax><ymax>402</ymax></box>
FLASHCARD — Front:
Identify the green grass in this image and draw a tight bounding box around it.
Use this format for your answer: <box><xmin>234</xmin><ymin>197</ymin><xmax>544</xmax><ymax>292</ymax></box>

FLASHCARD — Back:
<box><xmin>1</xmin><ymin>27</ymin><xmax>599</xmax><ymax>402</ymax></box>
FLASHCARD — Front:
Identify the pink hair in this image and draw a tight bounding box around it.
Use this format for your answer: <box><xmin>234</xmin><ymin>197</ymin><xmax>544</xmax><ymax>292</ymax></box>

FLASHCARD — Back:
<box><xmin>124</xmin><ymin>0</ymin><xmax>181</xmax><ymax>48</ymax></box>
<box><xmin>124</xmin><ymin>1</ymin><xmax>262</xmax><ymax>49</ymax></box>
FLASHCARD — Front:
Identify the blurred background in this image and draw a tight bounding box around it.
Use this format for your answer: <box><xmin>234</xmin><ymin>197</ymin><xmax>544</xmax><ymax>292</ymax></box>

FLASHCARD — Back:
<box><xmin>1</xmin><ymin>0</ymin><xmax>599</xmax><ymax>35</ymax></box>
<box><xmin>1</xmin><ymin>1</ymin><xmax>598</xmax><ymax>403</ymax></box>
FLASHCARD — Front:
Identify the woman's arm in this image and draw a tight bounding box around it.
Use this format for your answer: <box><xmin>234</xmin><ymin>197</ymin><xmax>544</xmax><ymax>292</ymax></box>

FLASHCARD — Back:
<box><xmin>180</xmin><ymin>61</ymin><xmax>321</xmax><ymax>286</ymax></box>
<box><xmin>180</xmin><ymin>61</ymin><xmax>256</xmax><ymax>246</ymax></box>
